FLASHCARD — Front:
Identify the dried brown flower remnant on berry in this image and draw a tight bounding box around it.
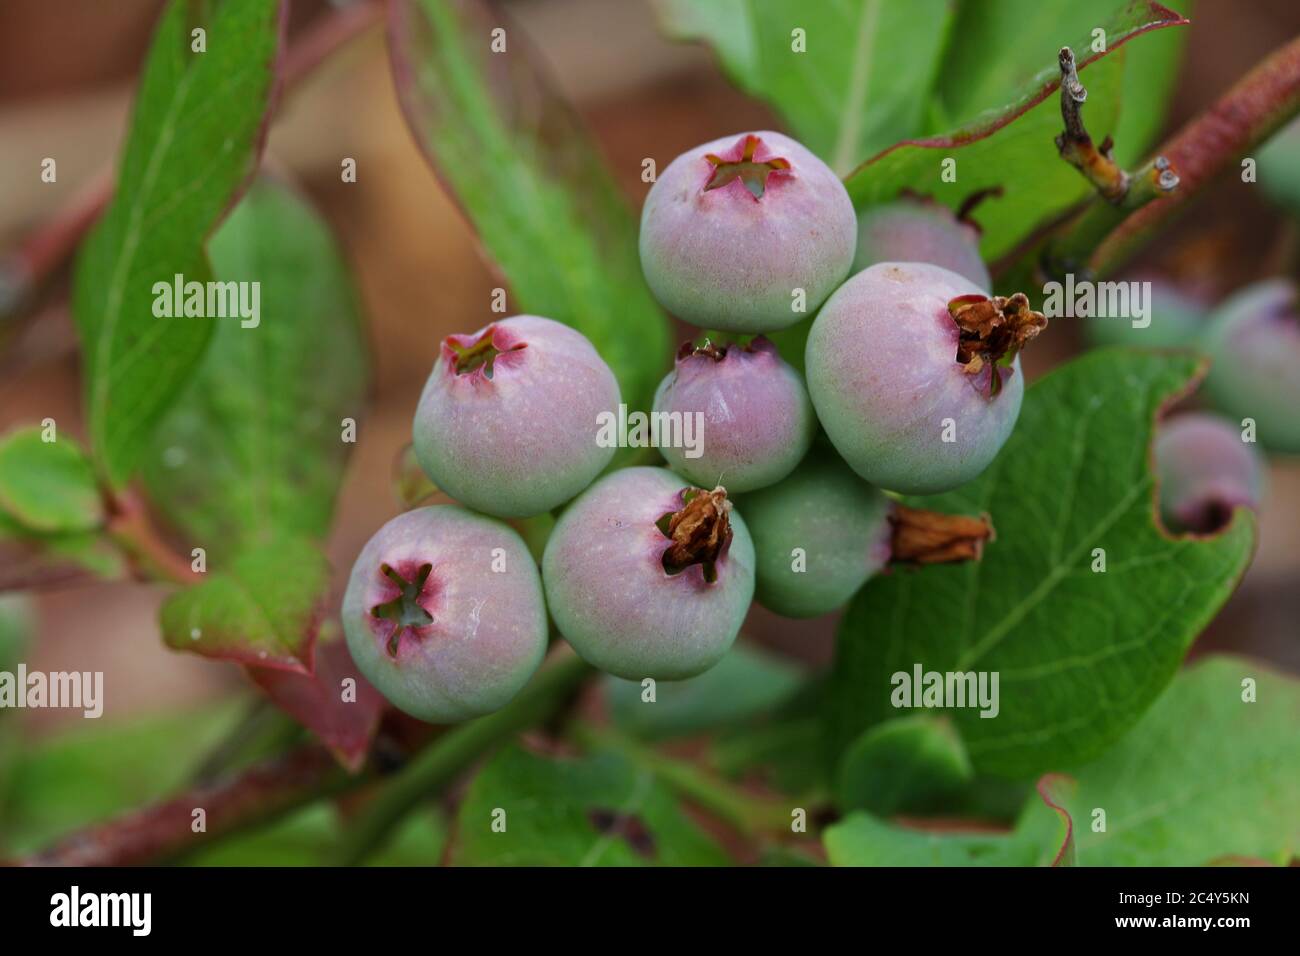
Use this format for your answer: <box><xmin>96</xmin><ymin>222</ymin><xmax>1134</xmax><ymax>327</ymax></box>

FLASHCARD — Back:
<box><xmin>889</xmin><ymin>505</ymin><xmax>994</xmax><ymax>564</ymax></box>
<box><xmin>949</xmin><ymin>292</ymin><xmax>1048</xmax><ymax>396</ymax></box>
<box><xmin>660</xmin><ymin>486</ymin><xmax>733</xmax><ymax>581</ymax></box>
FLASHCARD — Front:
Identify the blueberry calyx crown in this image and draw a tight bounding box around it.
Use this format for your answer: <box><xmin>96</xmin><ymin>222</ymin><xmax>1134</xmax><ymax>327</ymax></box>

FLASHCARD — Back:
<box><xmin>657</xmin><ymin>486</ymin><xmax>733</xmax><ymax>583</ymax></box>
<box><xmin>444</xmin><ymin>325</ymin><xmax>527</xmax><ymax>380</ymax></box>
<box><xmin>948</xmin><ymin>292</ymin><xmax>1048</xmax><ymax>398</ymax></box>
<box><xmin>703</xmin><ymin>134</ymin><xmax>791</xmax><ymax>201</ymax></box>
<box><xmin>676</xmin><ymin>335</ymin><xmax>773</xmax><ymax>363</ymax></box>
<box><xmin>371</xmin><ymin>562</ymin><xmax>434</xmax><ymax>657</ymax></box>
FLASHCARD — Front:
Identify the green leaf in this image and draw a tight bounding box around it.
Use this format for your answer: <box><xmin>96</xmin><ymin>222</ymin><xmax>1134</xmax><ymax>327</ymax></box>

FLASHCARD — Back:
<box><xmin>389</xmin><ymin>0</ymin><xmax>671</xmax><ymax>410</ymax></box>
<box><xmin>825</xmin><ymin>812</ymin><xmax>1035</xmax><ymax>867</ymax></box>
<box><xmin>186</xmin><ymin>804</ymin><xmax>448</xmax><ymax>866</ymax></box>
<box><xmin>936</xmin><ymin>0</ymin><xmax>1091</xmax><ymax>129</ymax></box>
<box><xmin>935</xmin><ymin>0</ymin><xmax>1190</xmax><ymax>166</ymax></box>
<box><xmin>0</xmin><ymin>432</ymin><xmax>121</xmax><ymax>592</ymax></box>
<box><xmin>836</xmin><ymin>715</ymin><xmax>973</xmax><ymax>816</ymax></box>
<box><xmin>825</xmin><ymin>774</ymin><xmax>1072</xmax><ymax>867</ymax></box>
<box><xmin>1064</xmin><ymin>656</ymin><xmax>1300</xmax><ymax>865</ymax></box>
<box><xmin>843</xmin><ymin>2</ymin><xmax>1186</xmax><ymax>263</ymax></box>
<box><xmin>1</xmin><ymin>701</ymin><xmax>247</xmax><ymax>853</ymax></box>
<box><xmin>656</xmin><ymin>0</ymin><xmax>954</xmax><ymax>174</ymax></box>
<box><xmin>451</xmin><ymin>744</ymin><xmax>729</xmax><ymax>866</ymax></box>
<box><xmin>928</xmin><ymin>0</ymin><xmax>1191</xmax><ymax>165</ymax></box>
<box><xmin>933</xmin><ymin>1</ymin><xmax>1182</xmax><ymax>131</ymax></box>
<box><xmin>603</xmin><ymin>643</ymin><xmax>804</xmax><ymax>741</ymax></box>
<box><xmin>158</xmin><ymin>536</ymin><xmax>327</xmax><ymax>672</ymax></box>
<box><xmin>0</xmin><ymin>428</ymin><xmax>102</xmax><ymax>534</ymax></box>
<box><xmin>142</xmin><ymin>180</ymin><xmax>368</xmax><ymax>560</ymax></box>
<box><xmin>827</xmin><ymin>658</ymin><xmax>1300</xmax><ymax>866</ymax></box>
<box><xmin>825</xmin><ymin>350</ymin><xmax>1256</xmax><ymax>779</ymax></box>
<box><xmin>72</xmin><ymin>0</ymin><xmax>284</xmax><ymax>488</ymax></box>
<box><xmin>1037</xmin><ymin>773</ymin><xmax>1077</xmax><ymax>865</ymax></box>
<box><xmin>655</xmin><ymin>0</ymin><xmax>755</xmax><ymax>78</ymax></box>
<box><xmin>714</xmin><ymin>719</ymin><xmax>825</xmax><ymax>796</ymax></box>
<box><xmin>1112</xmin><ymin>1</ymin><xmax>1194</xmax><ymax>166</ymax></box>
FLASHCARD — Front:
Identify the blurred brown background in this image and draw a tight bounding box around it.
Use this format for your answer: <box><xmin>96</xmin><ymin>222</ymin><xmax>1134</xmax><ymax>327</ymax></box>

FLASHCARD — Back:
<box><xmin>1</xmin><ymin>0</ymin><xmax>1297</xmax><ymax>734</ymax></box>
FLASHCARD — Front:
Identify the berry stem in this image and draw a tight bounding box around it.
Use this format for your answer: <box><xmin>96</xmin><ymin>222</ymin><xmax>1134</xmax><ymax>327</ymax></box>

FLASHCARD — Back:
<box><xmin>10</xmin><ymin>745</ymin><xmax>353</xmax><ymax>866</ymax></box>
<box><xmin>332</xmin><ymin>650</ymin><xmax>594</xmax><ymax>865</ymax></box>
<box><xmin>571</xmin><ymin>723</ymin><xmax>795</xmax><ymax>839</ymax></box>
<box><xmin>14</xmin><ymin>650</ymin><xmax>595</xmax><ymax>866</ymax></box>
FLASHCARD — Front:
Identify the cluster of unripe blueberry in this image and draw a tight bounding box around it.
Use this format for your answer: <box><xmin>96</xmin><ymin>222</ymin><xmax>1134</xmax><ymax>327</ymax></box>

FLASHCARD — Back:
<box><xmin>342</xmin><ymin>131</ymin><xmax>1042</xmax><ymax>723</ymax></box>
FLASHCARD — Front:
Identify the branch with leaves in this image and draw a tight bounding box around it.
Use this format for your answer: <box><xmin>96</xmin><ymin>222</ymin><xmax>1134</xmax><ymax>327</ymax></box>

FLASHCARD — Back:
<box><xmin>4</xmin><ymin>0</ymin><xmax>1300</xmax><ymax>871</ymax></box>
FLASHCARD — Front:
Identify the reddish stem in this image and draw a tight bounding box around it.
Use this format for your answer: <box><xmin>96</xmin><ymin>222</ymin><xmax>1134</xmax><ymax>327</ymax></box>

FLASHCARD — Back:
<box><xmin>1</xmin><ymin>170</ymin><xmax>112</xmax><ymax>307</ymax></box>
<box><xmin>10</xmin><ymin>746</ymin><xmax>351</xmax><ymax>866</ymax></box>
<box><xmin>1090</xmin><ymin>34</ymin><xmax>1300</xmax><ymax>275</ymax></box>
<box><xmin>104</xmin><ymin>491</ymin><xmax>199</xmax><ymax>587</ymax></box>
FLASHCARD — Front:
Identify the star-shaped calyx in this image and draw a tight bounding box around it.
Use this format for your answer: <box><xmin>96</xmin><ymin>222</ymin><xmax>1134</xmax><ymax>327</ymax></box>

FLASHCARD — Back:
<box><xmin>703</xmin><ymin>134</ymin><xmax>791</xmax><ymax>200</ymax></box>
<box><xmin>371</xmin><ymin>562</ymin><xmax>434</xmax><ymax>657</ymax></box>
<box><xmin>444</xmin><ymin>325</ymin><xmax>527</xmax><ymax>380</ymax></box>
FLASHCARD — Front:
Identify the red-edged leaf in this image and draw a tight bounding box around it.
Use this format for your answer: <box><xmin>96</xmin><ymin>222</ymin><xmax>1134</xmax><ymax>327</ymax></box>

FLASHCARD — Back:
<box><xmin>1043</xmin><ymin>657</ymin><xmax>1300</xmax><ymax>866</ymax></box>
<box><xmin>1036</xmin><ymin>773</ymin><xmax>1076</xmax><ymax>867</ymax></box>
<box><xmin>0</xmin><ymin>427</ymin><xmax>103</xmax><ymax>534</ymax></box>
<box><xmin>249</xmin><ymin>632</ymin><xmax>385</xmax><ymax>772</ymax></box>
<box><xmin>158</xmin><ymin>537</ymin><xmax>326</xmax><ymax>673</ymax></box>
<box><xmin>72</xmin><ymin>0</ymin><xmax>287</xmax><ymax>488</ymax></box>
